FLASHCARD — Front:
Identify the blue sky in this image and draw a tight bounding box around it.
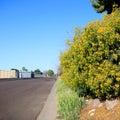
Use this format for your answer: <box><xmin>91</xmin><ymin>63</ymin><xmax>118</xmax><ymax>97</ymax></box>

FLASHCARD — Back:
<box><xmin>0</xmin><ymin>0</ymin><xmax>102</xmax><ymax>73</ymax></box>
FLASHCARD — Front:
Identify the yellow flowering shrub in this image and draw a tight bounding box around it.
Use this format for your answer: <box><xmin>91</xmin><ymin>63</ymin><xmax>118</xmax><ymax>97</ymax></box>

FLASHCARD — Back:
<box><xmin>60</xmin><ymin>9</ymin><xmax>120</xmax><ymax>99</ymax></box>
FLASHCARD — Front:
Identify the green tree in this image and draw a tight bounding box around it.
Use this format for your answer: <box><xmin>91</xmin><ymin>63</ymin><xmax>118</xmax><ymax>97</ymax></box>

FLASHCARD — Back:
<box><xmin>11</xmin><ymin>68</ymin><xmax>19</xmax><ymax>72</ymax></box>
<box><xmin>90</xmin><ymin>0</ymin><xmax>120</xmax><ymax>14</ymax></box>
<box><xmin>47</xmin><ymin>69</ymin><xmax>54</xmax><ymax>77</ymax></box>
<box><xmin>34</xmin><ymin>69</ymin><xmax>43</xmax><ymax>74</ymax></box>
<box><xmin>22</xmin><ymin>67</ymin><xmax>28</xmax><ymax>72</ymax></box>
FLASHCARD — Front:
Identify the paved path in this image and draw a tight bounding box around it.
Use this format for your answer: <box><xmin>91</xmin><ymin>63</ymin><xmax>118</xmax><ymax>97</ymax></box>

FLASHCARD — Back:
<box><xmin>37</xmin><ymin>83</ymin><xmax>58</xmax><ymax>120</ymax></box>
<box><xmin>0</xmin><ymin>78</ymin><xmax>55</xmax><ymax>120</ymax></box>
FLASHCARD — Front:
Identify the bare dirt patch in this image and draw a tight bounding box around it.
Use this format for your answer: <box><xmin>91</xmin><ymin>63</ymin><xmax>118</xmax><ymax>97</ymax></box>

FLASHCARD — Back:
<box><xmin>80</xmin><ymin>99</ymin><xmax>120</xmax><ymax>120</ymax></box>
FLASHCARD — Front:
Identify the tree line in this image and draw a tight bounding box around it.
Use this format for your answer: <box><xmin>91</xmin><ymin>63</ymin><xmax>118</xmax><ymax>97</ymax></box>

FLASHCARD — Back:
<box><xmin>11</xmin><ymin>67</ymin><xmax>55</xmax><ymax>77</ymax></box>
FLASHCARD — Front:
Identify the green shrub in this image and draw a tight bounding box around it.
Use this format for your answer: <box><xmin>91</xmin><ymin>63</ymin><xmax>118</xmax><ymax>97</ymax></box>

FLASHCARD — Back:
<box><xmin>56</xmin><ymin>80</ymin><xmax>85</xmax><ymax>120</ymax></box>
<box><xmin>60</xmin><ymin>9</ymin><xmax>120</xmax><ymax>99</ymax></box>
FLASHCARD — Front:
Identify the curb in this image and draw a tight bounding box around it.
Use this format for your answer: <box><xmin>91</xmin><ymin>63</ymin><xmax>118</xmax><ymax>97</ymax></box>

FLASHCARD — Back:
<box><xmin>36</xmin><ymin>82</ymin><xmax>57</xmax><ymax>120</ymax></box>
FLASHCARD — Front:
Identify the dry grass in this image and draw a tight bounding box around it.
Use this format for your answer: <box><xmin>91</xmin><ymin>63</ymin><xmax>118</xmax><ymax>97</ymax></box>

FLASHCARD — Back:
<box><xmin>80</xmin><ymin>101</ymin><xmax>120</xmax><ymax>120</ymax></box>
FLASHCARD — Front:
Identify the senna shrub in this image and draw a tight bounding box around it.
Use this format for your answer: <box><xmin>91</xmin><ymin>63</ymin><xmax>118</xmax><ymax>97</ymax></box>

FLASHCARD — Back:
<box><xmin>60</xmin><ymin>9</ymin><xmax>120</xmax><ymax>99</ymax></box>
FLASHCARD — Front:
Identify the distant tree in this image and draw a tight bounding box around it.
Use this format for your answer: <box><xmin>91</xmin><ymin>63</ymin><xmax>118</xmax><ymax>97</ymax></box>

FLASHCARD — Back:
<box><xmin>47</xmin><ymin>69</ymin><xmax>54</xmax><ymax>77</ymax></box>
<box><xmin>57</xmin><ymin>65</ymin><xmax>62</xmax><ymax>76</ymax></box>
<box><xmin>11</xmin><ymin>68</ymin><xmax>19</xmax><ymax>72</ymax></box>
<box><xmin>43</xmin><ymin>69</ymin><xmax>54</xmax><ymax>77</ymax></box>
<box><xmin>22</xmin><ymin>67</ymin><xmax>28</xmax><ymax>72</ymax></box>
<box><xmin>34</xmin><ymin>69</ymin><xmax>43</xmax><ymax>74</ymax></box>
<box><xmin>90</xmin><ymin>0</ymin><xmax>120</xmax><ymax>14</ymax></box>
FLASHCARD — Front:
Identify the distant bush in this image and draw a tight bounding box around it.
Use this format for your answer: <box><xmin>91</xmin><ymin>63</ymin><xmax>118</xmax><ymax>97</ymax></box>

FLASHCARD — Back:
<box><xmin>56</xmin><ymin>79</ymin><xmax>85</xmax><ymax>120</ymax></box>
<box><xmin>60</xmin><ymin>9</ymin><xmax>120</xmax><ymax>99</ymax></box>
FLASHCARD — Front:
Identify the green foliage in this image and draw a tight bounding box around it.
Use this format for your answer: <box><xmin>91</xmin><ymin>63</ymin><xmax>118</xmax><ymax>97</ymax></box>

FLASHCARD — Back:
<box><xmin>47</xmin><ymin>69</ymin><xmax>54</xmax><ymax>76</ymax></box>
<box><xmin>22</xmin><ymin>67</ymin><xmax>28</xmax><ymax>72</ymax></box>
<box><xmin>11</xmin><ymin>68</ymin><xmax>19</xmax><ymax>72</ymax></box>
<box><xmin>56</xmin><ymin>80</ymin><xmax>85</xmax><ymax>120</ymax></box>
<box><xmin>60</xmin><ymin>9</ymin><xmax>120</xmax><ymax>99</ymax></box>
<box><xmin>90</xmin><ymin>0</ymin><xmax>120</xmax><ymax>14</ymax></box>
<box><xmin>34</xmin><ymin>69</ymin><xmax>43</xmax><ymax>74</ymax></box>
<box><xmin>44</xmin><ymin>69</ymin><xmax>54</xmax><ymax>77</ymax></box>
<box><xmin>56</xmin><ymin>79</ymin><xmax>68</xmax><ymax>93</ymax></box>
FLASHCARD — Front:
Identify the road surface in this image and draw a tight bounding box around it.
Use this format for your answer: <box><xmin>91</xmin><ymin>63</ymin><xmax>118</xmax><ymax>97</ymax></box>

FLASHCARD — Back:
<box><xmin>0</xmin><ymin>78</ymin><xmax>56</xmax><ymax>120</ymax></box>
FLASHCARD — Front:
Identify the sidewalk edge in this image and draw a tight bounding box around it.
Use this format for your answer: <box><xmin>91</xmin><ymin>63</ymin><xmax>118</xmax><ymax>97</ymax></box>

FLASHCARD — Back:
<box><xmin>36</xmin><ymin>82</ymin><xmax>57</xmax><ymax>120</ymax></box>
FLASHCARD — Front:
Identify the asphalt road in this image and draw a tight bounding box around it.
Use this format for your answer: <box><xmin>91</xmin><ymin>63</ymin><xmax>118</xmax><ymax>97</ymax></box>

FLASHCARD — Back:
<box><xmin>0</xmin><ymin>78</ymin><xmax>56</xmax><ymax>120</ymax></box>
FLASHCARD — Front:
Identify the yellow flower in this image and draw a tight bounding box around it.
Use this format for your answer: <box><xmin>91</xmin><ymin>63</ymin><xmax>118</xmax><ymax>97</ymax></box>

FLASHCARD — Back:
<box><xmin>116</xmin><ymin>77</ymin><xmax>120</xmax><ymax>81</ymax></box>
<box><xmin>97</xmin><ymin>27</ymin><xmax>104</xmax><ymax>33</ymax></box>
<box><xmin>110</xmin><ymin>70</ymin><xmax>116</xmax><ymax>76</ymax></box>
<box><xmin>115</xmin><ymin>84</ymin><xmax>119</xmax><ymax>88</ymax></box>
<box><xmin>113</xmin><ymin>54</ymin><xmax>118</xmax><ymax>61</ymax></box>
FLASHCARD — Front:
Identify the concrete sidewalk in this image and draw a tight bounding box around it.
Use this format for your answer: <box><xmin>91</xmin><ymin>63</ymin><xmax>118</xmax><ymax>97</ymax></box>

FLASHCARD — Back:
<box><xmin>36</xmin><ymin>83</ymin><xmax>58</xmax><ymax>120</ymax></box>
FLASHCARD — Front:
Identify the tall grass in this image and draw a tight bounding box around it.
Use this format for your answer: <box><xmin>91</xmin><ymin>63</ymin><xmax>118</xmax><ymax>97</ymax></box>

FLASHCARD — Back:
<box><xmin>56</xmin><ymin>79</ymin><xmax>85</xmax><ymax>120</ymax></box>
